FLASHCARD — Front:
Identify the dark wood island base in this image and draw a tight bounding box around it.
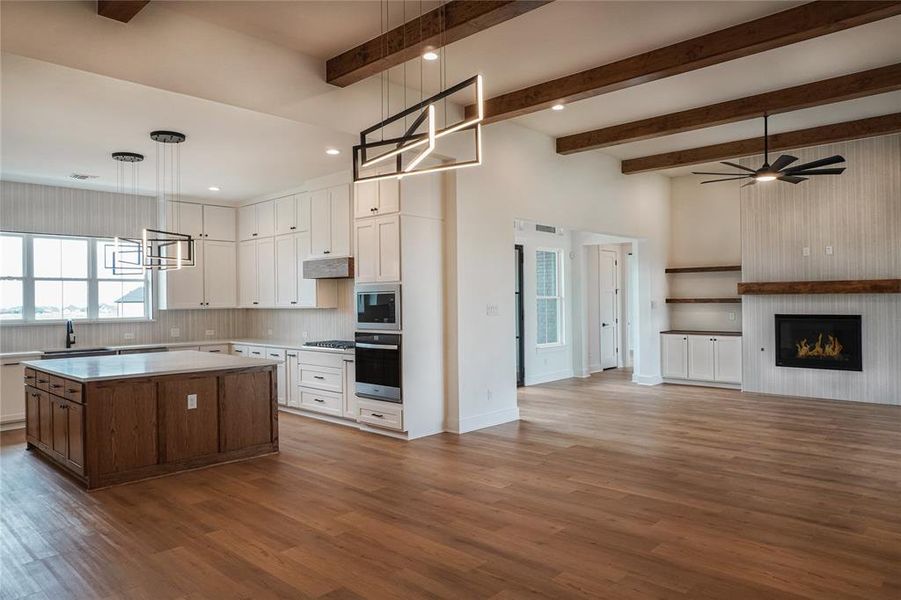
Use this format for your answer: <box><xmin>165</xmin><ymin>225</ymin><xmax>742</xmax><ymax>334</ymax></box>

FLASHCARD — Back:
<box><xmin>23</xmin><ymin>361</ymin><xmax>278</xmax><ymax>490</ymax></box>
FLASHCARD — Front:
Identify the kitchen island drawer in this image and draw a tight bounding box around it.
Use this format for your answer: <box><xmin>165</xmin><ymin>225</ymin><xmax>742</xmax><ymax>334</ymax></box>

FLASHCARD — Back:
<box><xmin>298</xmin><ymin>366</ymin><xmax>342</xmax><ymax>393</ymax></box>
<box><xmin>48</xmin><ymin>375</ymin><xmax>67</xmax><ymax>395</ymax></box>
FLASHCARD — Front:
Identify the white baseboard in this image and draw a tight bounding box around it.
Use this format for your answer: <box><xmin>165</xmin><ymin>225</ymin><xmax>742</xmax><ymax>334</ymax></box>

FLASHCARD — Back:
<box><xmin>449</xmin><ymin>406</ymin><xmax>520</xmax><ymax>434</ymax></box>
<box><xmin>525</xmin><ymin>369</ymin><xmax>574</xmax><ymax>386</ymax></box>
<box><xmin>662</xmin><ymin>378</ymin><xmax>742</xmax><ymax>390</ymax></box>
<box><xmin>632</xmin><ymin>374</ymin><xmax>663</xmax><ymax>386</ymax></box>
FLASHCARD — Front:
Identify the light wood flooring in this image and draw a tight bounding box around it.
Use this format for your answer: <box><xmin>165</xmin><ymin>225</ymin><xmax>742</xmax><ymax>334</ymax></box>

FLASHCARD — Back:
<box><xmin>2</xmin><ymin>369</ymin><xmax>900</xmax><ymax>599</ymax></box>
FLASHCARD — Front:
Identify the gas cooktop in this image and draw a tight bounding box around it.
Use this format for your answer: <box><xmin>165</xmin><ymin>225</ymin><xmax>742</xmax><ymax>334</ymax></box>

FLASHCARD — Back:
<box><xmin>303</xmin><ymin>340</ymin><xmax>355</xmax><ymax>350</ymax></box>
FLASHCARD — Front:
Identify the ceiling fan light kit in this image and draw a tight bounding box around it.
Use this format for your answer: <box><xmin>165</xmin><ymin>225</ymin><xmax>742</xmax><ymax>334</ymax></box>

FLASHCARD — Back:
<box><xmin>693</xmin><ymin>114</ymin><xmax>846</xmax><ymax>187</ymax></box>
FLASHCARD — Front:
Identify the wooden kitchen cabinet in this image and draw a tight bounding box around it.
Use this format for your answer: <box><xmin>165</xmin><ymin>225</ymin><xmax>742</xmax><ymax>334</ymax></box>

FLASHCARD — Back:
<box><xmin>354</xmin><ymin>214</ymin><xmax>400</xmax><ymax>283</ymax></box>
<box><xmin>25</xmin><ymin>386</ymin><xmax>40</xmax><ymax>439</ymax></box>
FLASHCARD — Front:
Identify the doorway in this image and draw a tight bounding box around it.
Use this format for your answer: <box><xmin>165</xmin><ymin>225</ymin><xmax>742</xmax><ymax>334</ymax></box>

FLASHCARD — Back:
<box><xmin>514</xmin><ymin>244</ymin><xmax>525</xmax><ymax>387</ymax></box>
<box><xmin>585</xmin><ymin>241</ymin><xmax>632</xmax><ymax>374</ymax></box>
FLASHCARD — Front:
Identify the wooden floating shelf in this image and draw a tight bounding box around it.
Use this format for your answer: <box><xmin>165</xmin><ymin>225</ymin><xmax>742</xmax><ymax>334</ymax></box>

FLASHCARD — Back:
<box><xmin>738</xmin><ymin>279</ymin><xmax>901</xmax><ymax>295</ymax></box>
<box><xmin>665</xmin><ymin>265</ymin><xmax>741</xmax><ymax>274</ymax></box>
<box><xmin>666</xmin><ymin>298</ymin><xmax>742</xmax><ymax>304</ymax></box>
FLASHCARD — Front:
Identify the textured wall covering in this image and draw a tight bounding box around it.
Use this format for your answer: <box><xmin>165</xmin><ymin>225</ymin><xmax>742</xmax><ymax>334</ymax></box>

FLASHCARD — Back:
<box><xmin>243</xmin><ymin>280</ymin><xmax>355</xmax><ymax>343</ymax></box>
<box><xmin>740</xmin><ymin>134</ymin><xmax>901</xmax><ymax>405</ymax></box>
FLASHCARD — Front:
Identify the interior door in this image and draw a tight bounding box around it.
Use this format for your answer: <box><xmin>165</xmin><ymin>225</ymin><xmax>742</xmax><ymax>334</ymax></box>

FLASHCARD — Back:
<box><xmin>598</xmin><ymin>249</ymin><xmax>618</xmax><ymax>369</ymax></box>
<box><xmin>514</xmin><ymin>245</ymin><xmax>524</xmax><ymax>387</ymax></box>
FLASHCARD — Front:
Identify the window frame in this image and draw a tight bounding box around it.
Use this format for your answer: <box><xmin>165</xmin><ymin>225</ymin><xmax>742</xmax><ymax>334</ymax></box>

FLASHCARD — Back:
<box><xmin>0</xmin><ymin>231</ymin><xmax>152</xmax><ymax>324</ymax></box>
<box><xmin>535</xmin><ymin>247</ymin><xmax>564</xmax><ymax>348</ymax></box>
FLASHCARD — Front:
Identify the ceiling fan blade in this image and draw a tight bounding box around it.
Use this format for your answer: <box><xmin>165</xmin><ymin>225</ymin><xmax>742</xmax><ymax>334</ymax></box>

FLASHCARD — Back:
<box><xmin>782</xmin><ymin>168</ymin><xmax>845</xmax><ymax>176</ymax></box>
<box><xmin>777</xmin><ymin>175</ymin><xmax>808</xmax><ymax>184</ymax></box>
<box><xmin>741</xmin><ymin>180</ymin><xmax>757</xmax><ymax>188</ymax></box>
<box><xmin>770</xmin><ymin>154</ymin><xmax>798</xmax><ymax>172</ymax></box>
<box><xmin>720</xmin><ymin>161</ymin><xmax>757</xmax><ymax>173</ymax></box>
<box><xmin>784</xmin><ymin>155</ymin><xmax>845</xmax><ymax>172</ymax></box>
<box><xmin>701</xmin><ymin>177</ymin><xmax>753</xmax><ymax>184</ymax></box>
<box><xmin>692</xmin><ymin>171</ymin><xmax>749</xmax><ymax>176</ymax></box>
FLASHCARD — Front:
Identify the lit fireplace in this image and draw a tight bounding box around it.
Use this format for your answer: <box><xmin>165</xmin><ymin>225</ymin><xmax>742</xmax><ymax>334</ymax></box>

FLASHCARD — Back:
<box><xmin>775</xmin><ymin>314</ymin><xmax>862</xmax><ymax>371</ymax></box>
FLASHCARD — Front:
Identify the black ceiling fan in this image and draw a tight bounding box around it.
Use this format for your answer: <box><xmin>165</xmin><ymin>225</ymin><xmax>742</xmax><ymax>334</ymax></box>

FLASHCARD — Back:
<box><xmin>692</xmin><ymin>114</ymin><xmax>846</xmax><ymax>187</ymax></box>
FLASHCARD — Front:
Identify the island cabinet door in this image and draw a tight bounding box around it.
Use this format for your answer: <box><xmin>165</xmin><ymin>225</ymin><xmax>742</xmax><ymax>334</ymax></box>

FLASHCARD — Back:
<box><xmin>38</xmin><ymin>389</ymin><xmax>52</xmax><ymax>446</ymax></box>
<box><xmin>87</xmin><ymin>381</ymin><xmax>158</xmax><ymax>477</ymax></box>
<box><xmin>220</xmin><ymin>369</ymin><xmax>275</xmax><ymax>452</ymax></box>
<box><xmin>158</xmin><ymin>376</ymin><xmax>219</xmax><ymax>463</ymax></box>
<box><xmin>25</xmin><ymin>387</ymin><xmax>40</xmax><ymax>439</ymax></box>
<box><xmin>66</xmin><ymin>401</ymin><xmax>84</xmax><ymax>473</ymax></box>
<box><xmin>51</xmin><ymin>398</ymin><xmax>68</xmax><ymax>459</ymax></box>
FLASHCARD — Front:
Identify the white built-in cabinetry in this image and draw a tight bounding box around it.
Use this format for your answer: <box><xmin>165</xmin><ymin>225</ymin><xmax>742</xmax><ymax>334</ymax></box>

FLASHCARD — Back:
<box><xmin>161</xmin><ymin>202</ymin><xmax>237</xmax><ymax>309</ymax></box>
<box><xmin>238</xmin><ymin>201</ymin><xmax>276</xmax><ymax>241</ymax></box>
<box><xmin>354</xmin><ymin>179</ymin><xmax>400</xmax><ymax>219</ymax></box>
<box><xmin>354</xmin><ymin>214</ymin><xmax>400</xmax><ymax>283</ymax></box>
<box><xmin>310</xmin><ymin>186</ymin><xmax>352</xmax><ymax>258</ymax></box>
<box><xmin>661</xmin><ymin>333</ymin><xmax>742</xmax><ymax>386</ymax></box>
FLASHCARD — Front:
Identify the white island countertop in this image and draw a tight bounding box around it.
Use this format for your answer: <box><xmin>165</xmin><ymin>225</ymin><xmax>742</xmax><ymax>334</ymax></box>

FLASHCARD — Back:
<box><xmin>21</xmin><ymin>350</ymin><xmax>279</xmax><ymax>383</ymax></box>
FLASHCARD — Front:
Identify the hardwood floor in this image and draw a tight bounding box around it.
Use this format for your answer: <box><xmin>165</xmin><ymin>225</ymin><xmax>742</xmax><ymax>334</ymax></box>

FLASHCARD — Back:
<box><xmin>2</xmin><ymin>369</ymin><xmax>900</xmax><ymax>599</ymax></box>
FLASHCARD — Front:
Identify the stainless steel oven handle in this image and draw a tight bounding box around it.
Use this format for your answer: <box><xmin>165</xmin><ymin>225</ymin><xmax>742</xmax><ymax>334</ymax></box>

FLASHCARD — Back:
<box><xmin>355</xmin><ymin>343</ymin><xmax>399</xmax><ymax>350</ymax></box>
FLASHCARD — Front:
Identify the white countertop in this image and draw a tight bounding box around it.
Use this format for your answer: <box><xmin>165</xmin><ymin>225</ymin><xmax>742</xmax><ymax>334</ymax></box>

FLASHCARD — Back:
<box><xmin>22</xmin><ymin>350</ymin><xmax>279</xmax><ymax>382</ymax></box>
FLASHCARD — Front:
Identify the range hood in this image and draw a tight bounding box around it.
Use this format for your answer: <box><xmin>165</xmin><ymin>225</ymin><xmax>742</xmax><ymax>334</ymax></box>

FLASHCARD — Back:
<box><xmin>303</xmin><ymin>256</ymin><xmax>354</xmax><ymax>279</ymax></box>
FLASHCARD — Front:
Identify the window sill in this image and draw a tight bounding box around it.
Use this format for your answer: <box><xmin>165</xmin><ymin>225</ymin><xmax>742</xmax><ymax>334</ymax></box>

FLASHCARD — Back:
<box><xmin>0</xmin><ymin>318</ymin><xmax>155</xmax><ymax>327</ymax></box>
<box><xmin>536</xmin><ymin>343</ymin><xmax>566</xmax><ymax>351</ymax></box>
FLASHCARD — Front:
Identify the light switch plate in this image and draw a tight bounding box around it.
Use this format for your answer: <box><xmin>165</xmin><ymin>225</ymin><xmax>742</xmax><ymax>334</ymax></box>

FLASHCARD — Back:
<box><xmin>187</xmin><ymin>394</ymin><xmax>197</xmax><ymax>410</ymax></box>
<box><xmin>825</xmin><ymin>245</ymin><xmax>834</xmax><ymax>255</ymax></box>
<box><xmin>123</xmin><ymin>332</ymin><xmax>135</xmax><ymax>340</ymax></box>
<box><xmin>802</xmin><ymin>246</ymin><xmax>810</xmax><ymax>257</ymax></box>
<box><xmin>170</xmin><ymin>328</ymin><xmax>180</xmax><ymax>338</ymax></box>
<box><xmin>205</xmin><ymin>329</ymin><xmax>215</xmax><ymax>337</ymax></box>
<box><xmin>486</xmin><ymin>304</ymin><xmax>499</xmax><ymax>317</ymax></box>
<box><xmin>728</xmin><ymin>312</ymin><xmax>736</xmax><ymax>321</ymax></box>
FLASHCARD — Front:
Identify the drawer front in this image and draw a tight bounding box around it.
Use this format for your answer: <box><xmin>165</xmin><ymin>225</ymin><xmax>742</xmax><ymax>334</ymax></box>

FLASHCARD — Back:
<box><xmin>63</xmin><ymin>380</ymin><xmax>83</xmax><ymax>404</ymax></box>
<box><xmin>200</xmin><ymin>344</ymin><xmax>229</xmax><ymax>354</ymax></box>
<box><xmin>299</xmin><ymin>388</ymin><xmax>342</xmax><ymax>416</ymax></box>
<box><xmin>48</xmin><ymin>375</ymin><xmax>66</xmax><ymax>396</ymax></box>
<box><xmin>24</xmin><ymin>368</ymin><xmax>36</xmax><ymax>387</ymax></box>
<box><xmin>265</xmin><ymin>348</ymin><xmax>286</xmax><ymax>362</ymax></box>
<box><xmin>297</xmin><ymin>350</ymin><xmax>345</xmax><ymax>370</ymax></box>
<box><xmin>34</xmin><ymin>371</ymin><xmax>51</xmax><ymax>392</ymax></box>
<box><xmin>299</xmin><ymin>366</ymin><xmax>342</xmax><ymax>393</ymax></box>
<box><xmin>357</xmin><ymin>400</ymin><xmax>403</xmax><ymax>431</ymax></box>
<box><xmin>246</xmin><ymin>346</ymin><xmax>266</xmax><ymax>359</ymax></box>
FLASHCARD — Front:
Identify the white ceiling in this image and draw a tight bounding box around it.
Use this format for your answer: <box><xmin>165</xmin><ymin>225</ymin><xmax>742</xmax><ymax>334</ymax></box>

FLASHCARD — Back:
<box><xmin>1</xmin><ymin>0</ymin><xmax>898</xmax><ymax>199</ymax></box>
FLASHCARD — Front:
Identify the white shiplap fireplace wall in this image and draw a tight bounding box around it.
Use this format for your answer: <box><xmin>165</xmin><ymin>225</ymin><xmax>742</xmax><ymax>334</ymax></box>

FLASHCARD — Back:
<box><xmin>740</xmin><ymin>135</ymin><xmax>901</xmax><ymax>405</ymax></box>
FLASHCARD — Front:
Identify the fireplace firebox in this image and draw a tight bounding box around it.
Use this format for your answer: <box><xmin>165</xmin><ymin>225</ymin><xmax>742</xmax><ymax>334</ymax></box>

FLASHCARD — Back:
<box><xmin>775</xmin><ymin>314</ymin><xmax>862</xmax><ymax>371</ymax></box>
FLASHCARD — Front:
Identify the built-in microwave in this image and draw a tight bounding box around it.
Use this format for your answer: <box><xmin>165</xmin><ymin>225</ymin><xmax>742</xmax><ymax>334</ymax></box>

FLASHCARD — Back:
<box><xmin>355</xmin><ymin>283</ymin><xmax>401</xmax><ymax>331</ymax></box>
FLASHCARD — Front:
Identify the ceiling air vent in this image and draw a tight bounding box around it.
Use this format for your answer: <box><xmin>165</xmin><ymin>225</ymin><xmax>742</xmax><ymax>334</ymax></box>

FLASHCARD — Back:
<box><xmin>535</xmin><ymin>224</ymin><xmax>558</xmax><ymax>234</ymax></box>
<box><xmin>69</xmin><ymin>173</ymin><xmax>99</xmax><ymax>181</ymax></box>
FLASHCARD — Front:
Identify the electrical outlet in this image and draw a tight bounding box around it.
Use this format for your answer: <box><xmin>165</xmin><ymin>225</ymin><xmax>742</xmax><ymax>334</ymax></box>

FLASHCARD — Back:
<box><xmin>302</xmin><ymin>331</ymin><xmax>309</xmax><ymax>340</ymax></box>
<box><xmin>728</xmin><ymin>312</ymin><xmax>736</xmax><ymax>321</ymax></box>
<box><xmin>170</xmin><ymin>328</ymin><xmax>180</xmax><ymax>338</ymax></box>
<box><xmin>825</xmin><ymin>245</ymin><xmax>834</xmax><ymax>256</ymax></box>
<box><xmin>123</xmin><ymin>332</ymin><xmax>135</xmax><ymax>340</ymax></box>
<box><xmin>486</xmin><ymin>304</ymin><xmax>499</xmax><ymax>316</ymax></box>
<box><xmin>187</xmin><ymin>394</ymin><xmax>197</xmax><ymax>410</ymax></box>
<box><xmin>205</xmin><ymin>329</ymin><xmax>215</xmax><ymax>337</ymax></box>
<box><xmin>802</xmin><ymin>246</ymin><xmax>810</xmax><ymax>257</ymax></box>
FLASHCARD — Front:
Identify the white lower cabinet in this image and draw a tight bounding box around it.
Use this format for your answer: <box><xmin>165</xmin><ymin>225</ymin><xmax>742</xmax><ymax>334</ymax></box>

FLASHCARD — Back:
<box><xmin>199</xmin><ymin>344</ymin><xmax>229</xmax><ymax>354</ymax></box>
<box><xmin>285</xmin><ymin>350</ymin><xmax>300</xmax><ymax>408</ymax></box>
<box><xmin>266</xmin><ymin>348</ymin><xmax>287</xmax><ymax>406</ymax></box>
<box><xmin>661</xmin><ymin>333</ymin><xmax>741</xmax><ymax>386</ymax></box>
<box><xmin>356</xmin><ymin>398</ymin><xmax>404</xmax><ymax>432</ymax></box>
<box><xmin>231</xmin><ymin>344</ymin><xmax>248</xmax><ymax>356</ymax></box>
<box><xmin>343</xmin><ymin>359</ymin><xmax>356</xmax><ymax>419</ymax></box>
<box><xmin>1</xmin><ymin>361</ymin><xmax>26</xmax><ymax>426</ymax></box>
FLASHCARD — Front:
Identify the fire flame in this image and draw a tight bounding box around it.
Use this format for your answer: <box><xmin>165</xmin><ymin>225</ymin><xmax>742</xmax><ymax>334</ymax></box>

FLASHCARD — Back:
<box><xmin>795</xmin><ymin>333</ymin><xmax>843</xmax><ymax>359</ymax></box>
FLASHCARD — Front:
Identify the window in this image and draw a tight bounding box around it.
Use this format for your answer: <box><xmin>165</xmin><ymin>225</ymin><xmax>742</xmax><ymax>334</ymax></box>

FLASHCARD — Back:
<box><xmin>536</xmin><ymin>249</ymin><xmax>563</xmax><ymax>346</ymax></box>
<box><xmin>0</xmin><ymin>232</ymin><xmax>151</xmax><ymax>322</ymax></box>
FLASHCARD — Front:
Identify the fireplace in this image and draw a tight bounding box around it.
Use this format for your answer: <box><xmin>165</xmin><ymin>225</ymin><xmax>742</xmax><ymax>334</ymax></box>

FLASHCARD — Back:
<box><xmin>775</xmin><ymin>314</ymin><xmax>862</xmax><ymax>371</ymax></box>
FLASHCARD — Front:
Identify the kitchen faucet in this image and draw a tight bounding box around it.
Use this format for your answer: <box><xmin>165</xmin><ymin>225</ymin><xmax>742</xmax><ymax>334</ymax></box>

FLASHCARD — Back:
<box><xmin>65</xmin><ymin>319</ymin><xmax>76</xmax><ymax>348</ymax></box>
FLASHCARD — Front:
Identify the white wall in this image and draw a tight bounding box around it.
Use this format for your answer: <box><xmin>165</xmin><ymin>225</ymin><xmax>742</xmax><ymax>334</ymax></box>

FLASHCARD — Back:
<box><xmin>446</xmin><ymin>122</ymin><xmax>671</xmax><ymax>433</ymax></box>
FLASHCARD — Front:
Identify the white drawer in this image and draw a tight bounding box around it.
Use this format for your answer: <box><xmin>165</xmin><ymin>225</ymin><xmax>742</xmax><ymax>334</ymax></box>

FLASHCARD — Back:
<box><xmin>200</xmin><ymin>344</ymin><xmax>229</xmax><ymax>354</ymax></box>
<box><xmin>297</xmin><ymin>350</ymin><xmax>346</xmax><ymax>370</ymax></box>
<box><xmin>246</xmin><ymin>346</ymin><xmax>266</xmax><ymax>358</ymax></box>
<box><xmin>357</xmin><ymin>399</ymin><xmax>403</xmax><ymax>431</ymax></box>
<box><xmin>299</xmin><ymin>366</ymin><xmax>342</xmax><ymax>393</ymax></box>
<box><xmin>265</xmin><ymin>347</ymin><xmax>286</xmax><ymax>362</ymax></box>
<box><xmin>299</xmin><ymin>388</ymin><xmax>342</xmax><ymax>416</ymax></box>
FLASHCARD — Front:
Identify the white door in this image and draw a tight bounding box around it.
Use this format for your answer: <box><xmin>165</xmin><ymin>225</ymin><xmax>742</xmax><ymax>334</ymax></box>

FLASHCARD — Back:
<box><xmin>295</xmin><ymin>193</ymin><xmax>311</xmax><ymax>232</ymax></box>
<box><xmin>178</xmin><ymin>203</ymin><xmax>204</xmax><ymax>240</ymax></box>
<box><xmin>598</xmin><ymin>249</ymin><xmax>618</xmax><ymax>369</ymax></box>
<box><xmin>203</xmin><ymin>205</ymin><xmax>235</xmax><ymax>241</ymax></box>
<box><xmin>687</xmin><ymin>335</ymin><xmax>715</xmax><ymax>381</ymax></box>
<box><xmin>310</xmin><ymin>189</ymin><xmax>331</xmax><ymax>257</ymax></box>
<box><xmin>203</xmin><ymin>241</ymin><xmax>237</xmax><ymax>308</ymax></box>
<box><xmin>376</xmin><ymin>214</ymin><xmax>400</xmax><ymax>282</ymax></box>
<box><xmin>586</xmin><ymin>247</ymin><xmax>601</xmax><ymax>371</ymax></box>
<box><xmin>330</xmin><ymin>185</ymin><xmax>352</xmax><ymax>257</ymax></box>
<box><xmin>238</xmin><ymin>240</ymin><xmax>257</xmax><ymax>306</ymax></box>
<box><xmin>165</xmin><ymin>241</ymin><xmax>205</xmax><ymax>309</ymax></box>
<box><xmin>275</xmin><ymin>195</ymin><xmax>296</xmax><ymax>235</ymax></box>
<box><xmin>275</xmin><ymin>234</ymin><xmax>298</xmax><ymax>306</ymax></box>
<box><xmin>257</xmin><ymin>237</ymin><xmax>276</xmax><ymax>306</ymax></box>
<box><xmin>238</xmin><ymin>205</ymin><xmax>256</xmax><ymax>241</ymax></box>
<box><xmin>377</xmin><ymin>179</ymin><xmax>400</xmax><ymax>214</ymax></box>
<box><xmin>661</xmin><ymin>334</ymin><xmax>688</xmax><ymax>379</ymax></box>
<box><xmin>714</xmin><ymin>336</ymin><xmax>742</xmax><ymax>384</ymax></box>
<box><xmin>354</xmin><ymin>181</ymin><xmax>379</xmax><ymax>219</ymax></box>
<box><xmin>354</xmin><ymin>220</ymin><xmax>377</xmax><ymax>282</ymax></box>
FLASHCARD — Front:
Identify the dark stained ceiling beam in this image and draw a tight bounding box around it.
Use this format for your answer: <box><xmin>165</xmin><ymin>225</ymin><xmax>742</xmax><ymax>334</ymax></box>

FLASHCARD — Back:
<box><xmin>467</xmin><ymin>1</ymin><xmax>901</xmax><ymax>123</ymax></box>
<box><xmin>620</xmin><ymin>113</ymin><xmax>901</xmax><ymax>174</ymax></box>
<box><xmin>326</xmin><ymin>1</ymin><xmax>552</xmax><ymax>87</ymax></box>
<box><xmin>97</xmin><ymin>1</ymin><xmax>150</xmax><ymax>23</ymax></box>
<box><xmin>557</xmin><ymin>64</ymin><xmax>901</xmax><ymax>155</ymax></box>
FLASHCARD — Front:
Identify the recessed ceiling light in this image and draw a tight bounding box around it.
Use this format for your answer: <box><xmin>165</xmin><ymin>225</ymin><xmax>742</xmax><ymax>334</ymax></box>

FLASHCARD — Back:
<box><xmin>326</xmin><ymin>148</ymin><xmax>341</xmax><ymax>156</ymax></box>
<box><xmin>208</xmin><ymin>186</ymin><xmax>220</xmax><ymax>191</ymax></box>
<box><xmin>551</xmin><ymin>104</ymin><xmax>565</xmax><ymax>111</ymax></box>
<box><xmin>423</xmin><ymin>51</ymin><xmax>439</xmax><ymax>61</ymax></box>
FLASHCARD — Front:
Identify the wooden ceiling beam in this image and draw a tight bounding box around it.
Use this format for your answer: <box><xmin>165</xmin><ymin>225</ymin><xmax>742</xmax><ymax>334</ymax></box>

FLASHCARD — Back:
<box><xmin>558</xmin><ymin>64</ymin><xmax>901</xmax><ymax>155</ymax></box>
<box><xmin>326</xmin><ymin>1</ymin><xmax>552</xmax><ymax>87</ymax></box>
<box><xmin>467</xmin><ymin>1</ymin><xmax>901</xmax><ymax>123</ymax></box>
<box><xmin>97</xmin><ymin>1</ymin><xmax>150</xmax><ymax>23</ymax></box>
<box><xmin>620</xmin><ymin>113</ymin><xmax>901</xmax><ymax>174</ymax></box>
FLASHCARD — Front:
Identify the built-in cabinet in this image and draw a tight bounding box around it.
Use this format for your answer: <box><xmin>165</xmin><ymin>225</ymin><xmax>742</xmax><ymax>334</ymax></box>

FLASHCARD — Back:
<box><xmin>354</xmin><ymin>214</ymin><xmax>400</xmax><ymax>283</ymax></box>
<box><xmin>661</xmin><ymin>333</ymin><xmax>742</xmax><ymax>386</ymax></box>
<box><xmin>24</xmin><ymin>367</ymin><xmax>84</xmax><ymax>476</ymax></box>
<box><xmin>310</xmin><ymin>186</ymin><xmax>351</xmax><ymax>258</ymax></box>
<box><xmin>238</xmin><ymin>201</ymin><xmax>276</xmax><ymax>241</ymax></box>
<box><xmin>354</xmin><ymin>179</ymin><xmax>400</xmax><ymax>219</ymax></box>
<box><xmin>238</xmin><ymin>238</ymin><xmax>275</xmax><ymax>307</ymax></box>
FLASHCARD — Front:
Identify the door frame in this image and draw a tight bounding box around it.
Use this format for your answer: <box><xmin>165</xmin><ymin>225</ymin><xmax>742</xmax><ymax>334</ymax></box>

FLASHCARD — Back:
<box><xmin>515</xmin><ymin>244</ymin><xmax>525</xmax><ymax>387</ymax></box>
<box><xmin>598</xmin><ymin>247</ymin><xmax>619</xmax><ymax>370</ymax></box>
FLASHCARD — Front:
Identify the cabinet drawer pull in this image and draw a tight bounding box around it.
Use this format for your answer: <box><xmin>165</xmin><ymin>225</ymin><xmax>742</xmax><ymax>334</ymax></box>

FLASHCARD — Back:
<box><xmin>323</xmin><ymin>250</ymin><xmax>330</xmax><ymax>254</ymax></box>
<box><xmin>313</xmin><ymin>398</ymin><xmax>324</xmax><ymax>403</ymax></box>
<box><xmin>208</xmin><ymin>350</ymin><xmax>221</xmax><ymax>353</ymax></box>
<box><xmin>50</xmin><ymin>384</ymin><xmax>62</xmax><ymax>389</ymax></box>
<box><xmin>37</xmin><ymin>378</ymin><xmax>48</xmax><ymax>384</ymax></box>
<box><xmin>251</xmin><ymin>352</ymin><xmax>262</xmax><ymax>356</ymax></box>
<box><xmin>370</xmin><ymin>413</ymin><xmax>384</xmax><ymax>418</ymax></box>
<box><xmin>313</xmin><ymin>375</ymin><xmax>325</xmax><ymax>380</ymax></box>
<box><xmin>252</xmin><ymin>301</ymin><xmax>259</xmax><ymax>305</ymax></box>
<box><xmin>269</xmin><ymin>353</ymin><xmax>279</xmax><ymax>357</ymax></box>
<box><xmin>287</xmin><ymin>353</ymin><xmax>296</xmax><ymax>358</ymax></box>
<box><xmin>290</xmin><ymin>301</ymin><xmax>297</xmax><ymax>305</ymax></box>
<box><xmin>67</xmin><ymin>388</ymin><xmax>79</xmax><ymax>394</ymax></box>
<box><xmin>31</xmin><ymin>392</ymin><xmax>40</xmax><ymax>398</ymax></box>
<box><xmin>252</xmin><ymin>232</ymin><xmax>258</xmax><ymax>237</ymax></box>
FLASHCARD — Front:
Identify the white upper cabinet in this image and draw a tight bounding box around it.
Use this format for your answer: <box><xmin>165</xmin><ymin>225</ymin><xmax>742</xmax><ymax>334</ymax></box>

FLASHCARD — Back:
<box><xmin>354</xmin><ymin>214</ymin><xmax>400</xmax><ymax>283</ymax></box>
<box><xmin>203</xmin><ymin>241</ymin><xmax>237</xmax><ymax>307</ymax></box>
<box><xmin>238</xmin><ymin>200</ymin><xmax>276</xmax><ymax>240</ymax></box>
<box><xmin>354</xmin><ymin>219</ymin><xmax>377</xmax><ymax>282</ymax></box>
<box><xmin>354</xmin><ymin>179</ymin><xmax>400</xmax><ymax>219</ymax></box>
<box><xmin>275</xmin><ymin>195</ymin><xmax>296</xmax><ymax>236</ymax></box>
<box><xmin>178</xmin><ymin>203</ymin><xmax>204</xmax><ymax>239</ymax></box>
<box><xmin>164</xmin><ymin>240</ymin><xmax>205</xmax><ymax>309</ymax></box>
<box><xmin>310</xmin><ymin>185</ymin><xmax>352</xmax><ymax>258</ymax></box>
<box><xmin>238</xmin><ymin>240</ymin><xmax>257</xmax><ymax>306</ymax></box>
<box><xmin>238</xmin><ymin>205</ymin><xmax>255</xmax><ymax>241</ymax></box>
<box><xmin>330</xmin><ymin>185</ymin><xmax>351</xmax><ymax>257</ymax></box>
<box><xmin>296</xmin><ymin>193</ymin><xmax>311</xmax><ymax>233</ymax></box>
<box><xmin>203</xmin><ymin>205</ymin><xmax>236</xmax><ymax>241</ymax></box>
<box><xmin>275</xmin><ymin>233</ymin><xmax>298</xmax><ymax>306</ymax></box>
<box><xmin>257</xmin><ymin>237</ymin><xmax>276</xmax><ymax>306</ymax></box>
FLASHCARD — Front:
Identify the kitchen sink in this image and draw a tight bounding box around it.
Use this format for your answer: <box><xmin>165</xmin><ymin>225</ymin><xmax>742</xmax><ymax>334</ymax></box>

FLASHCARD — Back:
<box><xmin>41</xmin><ymin>347</ymin><xmax>117</xmax><ymax>359</ymax></box>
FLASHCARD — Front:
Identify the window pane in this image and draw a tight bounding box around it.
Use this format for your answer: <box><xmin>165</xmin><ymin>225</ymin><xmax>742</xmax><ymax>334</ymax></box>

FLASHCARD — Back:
<box><xmin>63</xmin><ymin>281</ymin><xmax>88</xmax><ymax>319</ymax></box>
<box><xmin>99</xmin><ymin>281</ymin><xmax>145</xmax><ymax>319</ymax></box>
<box><xmin>97</xmin><ymin>239</ymin><xmax>143</xmax><ymax>279</ymax></box>
<box><xmin>0</xmin><ymin>280</ymin><xmax>23</xmax><ymax>320</ymax></box>
<box><xmin>33</xmin><ymin>238</ymin><xmax>88</xmax><ymax>278</ymax></box>
<box><xmin>537</xmin><ymin>298</ymin><xmax>558</xmax><ymax>345</ymax></box>
<box><xmin>34</xmin><ymin>280</ymin><xmax>88</xmax><ymax>320</ymax></box>
<box><xmin>1</xmin><ymin>236</ymin><xmax>23</xmax><ymax>277</ymax></box>
<box><xmin>536</xmin><ymin>250</ymin><xmax>557</xmax><ymax>297</ymax></box>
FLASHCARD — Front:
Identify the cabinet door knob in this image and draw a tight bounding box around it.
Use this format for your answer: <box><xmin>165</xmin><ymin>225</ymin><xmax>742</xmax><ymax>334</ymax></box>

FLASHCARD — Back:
<box><xmin>323</xmin><ymin>250</ymin><xmax>331</xmax><ymax>254</ymax></box>
<box><xmin>252</xmin><ymin>232</ymin><xmax>258</xmax><ymax>237</ymax></box>
<box><xmin>290</xmin><ymin>226</ymin><xmax>296</xmax><ymax>230</ymax></box>
<box><xmin>290</xmin><ymin>301</ymin><xmax>297</xmax><ymax>305</ymax></box>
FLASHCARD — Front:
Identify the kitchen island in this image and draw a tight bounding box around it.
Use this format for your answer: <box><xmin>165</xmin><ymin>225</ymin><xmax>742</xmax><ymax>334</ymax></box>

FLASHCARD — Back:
<box><xmin>21</xmin><ymin>351</ymin><xmax>279</xmax><ymax>490</ymax></box>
